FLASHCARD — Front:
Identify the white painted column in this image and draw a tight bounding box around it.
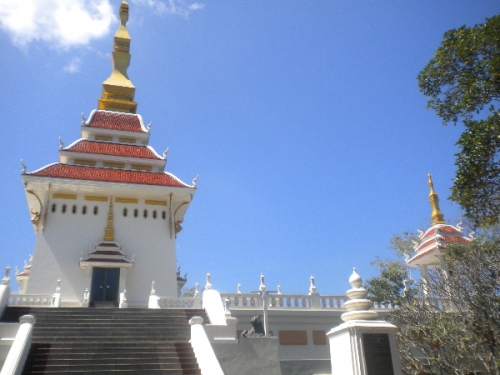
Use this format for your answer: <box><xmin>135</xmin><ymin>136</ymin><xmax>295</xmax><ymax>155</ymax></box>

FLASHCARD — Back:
<box><xmin>0</xmin><ymin>315</ymin><xmax>36</xmax><ymax>375</ymax></box>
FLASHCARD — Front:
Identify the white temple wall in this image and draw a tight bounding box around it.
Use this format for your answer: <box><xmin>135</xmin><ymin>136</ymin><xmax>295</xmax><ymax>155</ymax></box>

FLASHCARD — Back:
<box><xmin>114</xmin><ymin>200</ymin><xmax>177</xmax><ymax>302</ymax></box>
<box><xmin>26</xmin><ymin>196</ymin><xmax>108</xmax><ymax>304</ymax></box>
<box><xmin>25</xmin><ymin>194</ymin><xmax>179</xmax><ymax>306</ymax></box>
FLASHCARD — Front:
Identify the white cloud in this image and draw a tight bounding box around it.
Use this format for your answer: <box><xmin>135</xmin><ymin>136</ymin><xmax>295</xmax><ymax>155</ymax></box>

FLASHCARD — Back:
<box><xmin>131</xmin><ymin>0</ymin><xmax>204</xmax><ymax>18</ymax></box>
<box><xmin>64</xmin><ymin>57</ymin><xmax>81</xmax><ymax>73</ymax></box>
<box><xmin>0</xmin><ymin>0</ymin><xmax>116</xmax><ymax>48</ymax></box>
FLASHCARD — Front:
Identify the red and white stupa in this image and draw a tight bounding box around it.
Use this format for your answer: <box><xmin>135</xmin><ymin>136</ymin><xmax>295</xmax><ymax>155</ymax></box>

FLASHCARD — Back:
<box><xmin>19</xmin><ymin>1</ymin><xmax>196</xmax><ymax>307</ymax></box>
<box><xmin>406</xmin><ymin>174</ymin><xmax>470</xmax><ymax>280</ymax></box>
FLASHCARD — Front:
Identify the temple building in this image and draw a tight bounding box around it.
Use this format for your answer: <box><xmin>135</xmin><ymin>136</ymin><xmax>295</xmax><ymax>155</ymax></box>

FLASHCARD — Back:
<box><xmin>0</xmin><ymin>2</ymin><xmax>470</xmax><ymax>374</ymax></box>
<box><xmin>18</xmin><ymin>0</ymin><xmax>196</xmax><ymax>307</ymax></box>
<box><xmin>406</xmin><ymin>174</ymin><xmax>470</xmax><ymax>286</ymax></box>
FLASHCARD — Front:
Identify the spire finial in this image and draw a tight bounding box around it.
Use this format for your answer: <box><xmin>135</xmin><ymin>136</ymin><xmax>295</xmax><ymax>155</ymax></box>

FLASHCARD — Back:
<box><xmin>98</xmin><ymin>0</ymin><xmax>137</xmax><ymax>113</ymax></box>
<box><xmin>428</xmin><ymin>174</ymin><xmax>445</xmax><ymax>225</ymax></box>
<box><xmin>103</xmin><ymin>198</ymin><xmax>115</xmax><ymax>241</ymax></box>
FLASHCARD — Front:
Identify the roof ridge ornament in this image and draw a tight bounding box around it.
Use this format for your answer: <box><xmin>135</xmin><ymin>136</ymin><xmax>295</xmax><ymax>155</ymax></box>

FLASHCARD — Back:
<box><xmin>428</xmin><ymin>174</ymin><xmax>445</xmax><ymax>225</ymax></box>
<box><xmin>98</xmin><ymin>0</ymin><xmax>137</xmax><ymax>113</ymax></box>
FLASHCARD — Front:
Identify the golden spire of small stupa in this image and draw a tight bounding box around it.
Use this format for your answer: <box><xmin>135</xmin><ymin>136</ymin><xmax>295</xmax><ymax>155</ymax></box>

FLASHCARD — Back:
<box><xmin>428</xmin><ymin>174</ymin><xmax>445</xmax><ymax>225</ymax></box>
<box><xmin>103</xmin><ymin>199</ymin><xmax>115</xmax><ymax>241</ymax></box>
<box><xmin>98</xmin><ymin>0</ymin><xmax>137</xmax><ymax>113</ymax></box>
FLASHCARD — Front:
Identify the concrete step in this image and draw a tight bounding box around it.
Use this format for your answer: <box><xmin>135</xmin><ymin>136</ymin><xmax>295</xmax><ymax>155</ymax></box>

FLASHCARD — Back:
<box><xmin>1</xmin><ymin>307</ymin><xmax>207</xmax><ymax>375</ymax></box>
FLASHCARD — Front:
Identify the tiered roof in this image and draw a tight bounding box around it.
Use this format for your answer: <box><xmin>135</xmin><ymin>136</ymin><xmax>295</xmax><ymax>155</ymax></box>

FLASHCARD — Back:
<box><xmin>25</xmin><ymin>1</ymin><xmax>193</xmax><ymax>190</ymax></box>
<box><xmin>406</xmin><ymin>175</ymin><xmax>470</xmax><ymax>267</ymax></box>
<box><xmin>65</xmin><ymin>139</ymin><xmax>161</xmax><ymax>160</ymax></box>
<box><xmin>87</xmin><ymin>111</ymin><xmax>147</xmax><ymax>133</ymax></box>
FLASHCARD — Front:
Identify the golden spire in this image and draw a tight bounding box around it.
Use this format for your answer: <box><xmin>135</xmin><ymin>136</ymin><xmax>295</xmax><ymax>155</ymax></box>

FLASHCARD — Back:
<box><xmin>98</xmin><ymin>0</ymin><xmax>137</xmax><ymax>113</ymax></box>
<box><xmin>103</xmin><ymin>199</ymin><xmax>115</xmax><ymax>241</ymax></box>
<box><xmin>428</xmin><ymin>174</ymin><xmax>445</xmax><ymax>225</ymax></box>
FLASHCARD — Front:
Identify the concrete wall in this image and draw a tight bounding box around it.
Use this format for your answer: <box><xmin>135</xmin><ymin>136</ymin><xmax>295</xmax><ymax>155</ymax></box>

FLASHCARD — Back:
<box><xmin>230</xmin><ymin>309</ymin><xmax>342</xmax><ymax>363</ymax></box>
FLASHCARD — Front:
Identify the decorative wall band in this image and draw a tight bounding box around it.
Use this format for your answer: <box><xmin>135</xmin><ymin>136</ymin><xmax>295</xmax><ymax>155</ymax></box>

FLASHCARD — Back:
<box><xmin>115</xmin><ymin>198</ymin><xmax>138</xmax><ymax>204</ymax></box>
<box><xmin>94</xmin><ymin>135</ymin><xmax>112</xmax><ymax>141</ymax></box>
<box><xmin>74</xmin><ymin>159</ymin><xmax>96</xmax><ymax>166</ymax></box>
<box><xmin>118</xmin><ymin>137</ymin><xmax>135</xmax><ymax>143</ymax></box>
<box><xmin>84</xmin><ymin>195</ymin><xmax>108</xmax><ymax>202</ymax></box>
<box><xmin>131</xmin><ymin>165</ymin><xmax>152</xmax><ymax>171</ymax></box>
<box><xmin>279</xmin><ymin>330</ymin><xmax>308</xmax><ymax>345</ymax></box>
<box><xmin>103</xmin><ymin>162</ymin><xmax>125</xmax><ymax>168</ymax></box>
<box><xmin>145</xmin><ymin>200</ymin><xmax>167</xmax><ymax>206</ymax></box>
<box><xmin>53</xmin><ymin>193</ymin><xmax>77</xmax><ymax>200</ymax></box>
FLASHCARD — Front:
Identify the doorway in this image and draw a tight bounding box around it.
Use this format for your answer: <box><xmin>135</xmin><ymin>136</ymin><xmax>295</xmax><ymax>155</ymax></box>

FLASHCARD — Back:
<box><xmin>90</xmin><ymin>267</ymin><xmax>120</xmax><ymax>307</ymax></box>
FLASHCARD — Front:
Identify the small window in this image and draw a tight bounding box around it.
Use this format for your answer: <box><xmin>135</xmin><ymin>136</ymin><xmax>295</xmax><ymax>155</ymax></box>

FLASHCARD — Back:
<box><xmin>153</xmin><ymin>210</ymin><xmax>157</xmax><ymax>219</ymax></box>
<box><xmin>72</xmin><ymin>205</ymin><xmax>77</xmax><ymax>214</ymax></box>
<box><xmin>93</xmin><ymin>206</ymin><xmax>98</xmax><ymax>215</ymax></box>
<box><xmin>51</xmin><ymin>204</ymin><xmax>57</xmax><ymax>213</ymax></box>
<box><xmin>82</xmin><ymin>206</ymin><xmax>87</xmax><ymax>215</ymax></box>
<box><xmin>143</xmin><ymin>209</ymin><xmax>148</xmax><ymax>218</ymax></box>
<box><xmin>62</xmin><ymin>204</ymin><xmax>67</xmax><ymax>214</ymax></box>
<box><xmin>162</xmin><ymin>210</ymin><xmax>166</xmax><ymax>220</ymax></box>
<box><xmin>123</xmin><ymin>208</ymin><xmax>128</xmax><ymax>217</ymax></box>
<box><xmin>134</xmin><ymin>209</ymin><xmax>138</xmax><ymax>218</ymax></box>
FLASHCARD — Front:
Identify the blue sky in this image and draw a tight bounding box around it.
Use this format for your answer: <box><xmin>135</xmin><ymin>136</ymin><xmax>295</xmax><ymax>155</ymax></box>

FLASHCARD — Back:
<box><xmin>0</xmin><ymin>0</ymin><xmax>498</xmax><ymax>296</ymax></box>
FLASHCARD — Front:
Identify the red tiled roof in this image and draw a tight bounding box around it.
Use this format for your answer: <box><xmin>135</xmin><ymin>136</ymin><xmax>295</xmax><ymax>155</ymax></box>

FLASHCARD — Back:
<box><xmin>440</xmin><ymin>236</ymin><xmax>469</xmax><ymax>243</ymax></box>
<box><xmin>439</xmin><ymin>226</ymin><xmax>461</xmax><ymax>234</ymax></box>
<box><xmin>66</xmin><ymin>140</ymin><xmax>161</xmax><ymax>160</ymax></box>
<box><xmin>90</xmin><ymin>250</ymin><xmax>124</xmax><ymax>256</ymax></box>
<box><xmin>422</xmin><ymin>228</ymin><xmax>436</xmax><ymax>239</ymax></box>
<box><xmin>29</xmin><ymin>164</ymin><xmax>190</xmax><ymax>188</ymax></box>
<box><xmin>87</xmin><ymin>111</ymin><xmax>146</xmax><ymax>133</ymax></box>
<box><xmin>82</xmin><ymin>258</ymin><xmax>131</xmax><ymax>263</ymax></box>
<box><xmin>417</xmin><ymin>238</ymin><xmax>439</xmax><ymax>252</ymax></box>
<box><xmin>416</xmin><ymin>234</ymin><xmax>470</xmax><ymax>253</ymax></box>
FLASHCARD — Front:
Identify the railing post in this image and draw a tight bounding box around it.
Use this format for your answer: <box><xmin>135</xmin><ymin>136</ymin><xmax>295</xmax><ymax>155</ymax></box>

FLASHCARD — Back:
<box><xmin>51</xmin><ymin>279</ymin><xmax>61</xmax><ymax>308</ymax></box>
<box><xmin>148</xmin><ymin>281</ymin><xmax>160</xmax><ymax>309</ymax></box>
<box><xmin>193</xmin><ymin>283</ymin><xmax>202</xmax><ymax>309</ymax></box>
<box><xmin>309</xmin><ymin>275</ymin><xmax>321</xmax><ymax>309</ymax></box>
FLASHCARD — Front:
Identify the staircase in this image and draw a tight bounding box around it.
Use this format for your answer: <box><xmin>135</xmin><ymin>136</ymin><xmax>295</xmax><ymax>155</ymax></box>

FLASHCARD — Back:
<box><xmin>1</xmin><ymin>307</ymin><xmax>208</xmax><ymax>374</ymax></box>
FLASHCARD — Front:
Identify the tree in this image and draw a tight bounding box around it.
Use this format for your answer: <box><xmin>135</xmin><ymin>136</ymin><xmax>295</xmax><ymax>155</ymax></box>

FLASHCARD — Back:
<box><xmin>367</xmin><ymin>232</ymin><xmax>500</xmax><ymax>374</ymax></box>
<box><xmin>366</xmin><ymin>233</ymin><xmax>419</xmax><ymax>306</ymax></box>
<box><xmin>417</xmin><ymin>15</ymin><xmax>500</xmax><ymax>227</ymax></box>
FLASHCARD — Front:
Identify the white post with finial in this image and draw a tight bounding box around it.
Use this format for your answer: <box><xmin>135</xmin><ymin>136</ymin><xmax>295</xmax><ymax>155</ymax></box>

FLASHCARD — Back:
<box><xmin>205</xmin><ymin>272</ymin><xmax>212</xmax><ymax>291</ymax></box>
<box><xmin>326</xmin><ymin>268</ymin><xmax>402</xmax><ymax>375</ymax></box>
<box><xmin>0</xmin><ymin>266</ymin><xmax>11</xmax><ymax>316</ymax></box>
<box><xmin>259</xmin><ymin>273</ymin><xmax>269</xmax><ymax>336</ymax></box>
<box><xmin>82</xmin><ymin>288</ymin><xmax>89</xmax><ymax>308</ymax></box>
<box><xmin>51</xmin><ymin>278</ymin><xmax>61</xmax><ymax>308</ymax></box>
<box><xmin>148</xmin><ymin>281</ymin><xmax>160</xmax><ymax>309</ymax></box>
<box><xmin>119</xmin><ymin>289</ymin><xmax>128</xmax><ymax>308</ymax></box>
<box><xmin>308</xmin><ymin>275</ymin><xmax>321</xmax><ymax>308</ymax></box>
<box><xmin>193</xmin><ymin>283</ymin><xmax>202</xmax><ymax>309</ymax></box>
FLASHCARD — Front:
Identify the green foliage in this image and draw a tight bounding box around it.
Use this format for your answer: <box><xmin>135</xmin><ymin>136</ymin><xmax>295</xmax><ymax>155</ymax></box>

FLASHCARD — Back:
<box><xmin>366</xmin><ymin>258</ymin><xmax>407</xmax><ymax>306</ymax></box>
<box><xmin>386</xmin><ymin>233</ymin><xmax>500</xmax><ymax>375</ymax></box>
<box><xmin>366</xmin><ymin>233</ymin><xmax>420</xmax><ymax>305</ymax></box>
<box><xmin>417</xmin><ymin>15</ymin><xmax>500</xmax><ymax>227</ymax></box>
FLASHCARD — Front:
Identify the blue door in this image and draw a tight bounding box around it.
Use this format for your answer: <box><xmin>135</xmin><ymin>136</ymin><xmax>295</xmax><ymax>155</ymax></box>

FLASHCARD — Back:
<box><xmin>90</xmin><ymin>268</ymin><xmax>120</xmax><ymax>307</ymax></box>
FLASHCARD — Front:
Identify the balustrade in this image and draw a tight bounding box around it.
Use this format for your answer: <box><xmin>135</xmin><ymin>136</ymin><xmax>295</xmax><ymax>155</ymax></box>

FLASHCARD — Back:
<box><xmin>158</xmin><ymin>297</ymin><xmax>196</xmax><ymax>309</ymax></box>
<box><xmin>9</xmin><ymin>294</ymin><xmax>52</xmax><ymax>306</ymax></box>
<box><xmin>220</xmin><ymin>292</ymin><xmax>352</xmax><ymax>310</ymax></box>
